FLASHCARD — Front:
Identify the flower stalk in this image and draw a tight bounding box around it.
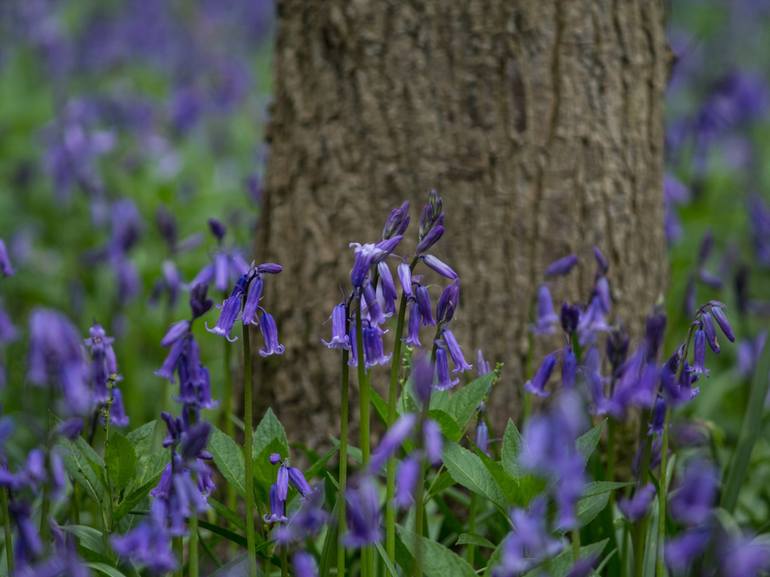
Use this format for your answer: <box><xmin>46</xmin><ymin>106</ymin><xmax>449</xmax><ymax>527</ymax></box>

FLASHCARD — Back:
<box><xmin>243</xmin><ymin>323</ymin><xmax>258</xmax><ymax>577</ymax></box>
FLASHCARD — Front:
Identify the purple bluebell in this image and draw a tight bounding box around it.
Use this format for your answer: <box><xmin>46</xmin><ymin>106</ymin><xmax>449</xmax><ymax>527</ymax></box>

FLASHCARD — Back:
<box><xmin>524</xmin><ymin>353</ymin><xmax>557</xmax><ymax>398</ymax></box>
<box><xmin>415</xmin><ymin>285</ymin><xmax>435</xmax><ymax>326</ymax></box>
<box><xmin>418</xmin><ymin>190</ymin><xmax>444</xmax><ymax>241</ymax></box>
<box><xmin>644</xmin><ymin>312</ymin><xmax>667</xmax><ymax>361</ymax></box>
<box><xmin>208</xmin><ymin>218</ymin><xmax>227</xmax><ymax>241</ymax></box>
<box><xmin>112</xmin><ymin>500</ymin><xmax>178</xmax><ymax>574</ymax></box>
<box><xmin>10</xmin><ymin>501</ymin><xmax>43</xmax><ymax>566</ymax></box>
<box><xmin>369</xmin><ymin>414</ymin><xmax>417</xmax><ymax>473</ymax></box>
<box><xmin>0</xmin><ymin>308</ymin><xmax>17</xmax><ymax>346</ymax></box>
<box><xmin>532</xmin><ymin>284</ymin><xmax>559</xmax><ymax>335</ymax></box>
<box><xmin>411</xmin><ymin>354</ymin><xmax>434</xmax><ymax>407</ymax></box>
<box><xmin>562</xmin><ymin>347</ymin><xmax>577</xmax><ymax>389</ymax></box>
<box><xmin>423</xmin><ymin>419</ymin><xmax>443</xmax><ymax>465</ymax></box>
<box><xmin>404</xmin><ymin>300</ymin><xmax>422</xmax><ymax>347</ymax></box>
<box><xmin>323</xmin><ymin>303</ymin><xmax>351</xmax><ymax>350</ymax></box>
<box><xmin>476</xmin><ymin>350</ymin><xmax>491</xmax><ymax>376</ymax></box>
<box><xmin>206</xmin><ymin>292</ymin><xmax>243</xmax><ymax>342</ymax></box>
<box><xmin>28</xmin><ymin>309</ymin><xmax>90</xmax><ymax>415</ymax></box>
<box><xmin>241</xmin><ymin>275</ymin><xmax>264</xmax><ymax>325</ymax></box>
<box><xmin>442</xmin><ymin>329</ymin><xmax>472</xmax><ymax>373</ymax></box>
<box><xmin>344</xmin><ymin>478</ymin><xmax>381</xmax><ymax>548</ymax></box>
<box><xmin>436</xmin><ymin>281</ymin><xmax>460</xmax><ymax>323</ymax></box>
<box><xmin>665</xmin><ymin>529</ymin><xmax>711</xmax><ymax>575</ymax></box>
<box><xmin>669</xmin><ymin>460</ymin><xmax>718</xmax><ymax>526</ymax></box>
<box><xmin>276</xmin><ymin>464</ymin><xmax>289</xmax><ymax>500</ymax></box>
<box><xmin>701</xmin><ymin>312</ymin><xmax>720</xmax><ymax>353</ymax></box>
<box><xmin>649</xmin><ymin>397</ymin><xmax>667</xmax><ymax>436</ymax></box>
<box><xmin>398</xmin><ymin>263</ymin><xmax>413</xmax><ymax>298</ymax></box>
<box><xmin>545</xmin><ymin>254</ymin><xmax>578</xmax><ymax>277</ymax></box>
<box><xmin>395</xmin><ymin>456</ymin><xmax>420</xmax><ymax>509</ymax></box>
<box><xmin>692</xmin><ymin>329</ymin><xmax>708</xmax><ymax>376</ymax></box>
<box><xmin>57</xmin><ymin>418</ymin><xmax>83</xmax><ymax>440</ymax></box>
<box><xmin>258</xmin><ymin>311</ymin><xmax>285</xmax><ymax>357</ymax></box>
<box><xmin>416</xmin><ymin>223</ymin><xmax>444</xmax><ymax>255</ymax></box>
<box><xmin>349</xmin><ymin>243</ymin><xmax>385</xmax><ymax>287</ymax></box>
<box><xmin>719</xmin><ymin>536</ymin><xmax>770</xmax><ymax>577</ymax></box>
<box><xmin>421</xmin><ymin>255</ymin><xmax>458</xmax><ymax>280</ymax></box>
<box><xmin>288</xmin><ymin>466</ymin><xmax>312</xmax><ymax>497</ymax></box>
<box><xmin>362</xmin><ymin>324</ymin><xmax>390</xmax><ymax>367</ymax></box>
<box><xmin>710</xmin><ymin>302</ymin><xmax>735</xmax><ymax>342</ymax></box>
<box><xmin>595</xmin><ymin>276</ymin><xmax>611</xmax><ymax>313</ymax></box>
<box><xmin>161</xmin><ymin>320</ymin><xmax>191</xmax><ymax>348</ymax></box>
<box><xmin>593</xmin><ymin>246</ymin><xmax>609</xmax><ymax>274</ymax></box>
<box><xmin>494</xmin><ymin>498</ymin><xmax>564</xmax><ymax>577</ymax></box>
<box><xmin>618</xmin><ymin>483</ymin><xmax>656</xmax><ymax>522</ymax></box>
<box><xmin>257</xmin><ymin>263</ymin><xmax>283</xmax><ymax>275</ymax></box>
<box><xmin>0</xmin><ymin>240</ymin><xmax>13</xmax><ymax>277</ymax></box>
<box><xmin>606</xmin><ymin>327</ymin><xmax>629</xmax><ymax>376</ymax></box>
<box><xmin>435</xmin><ymin>347</ymin><xmax>459</xmax><ymax>391</ymax></box>
<box><xmin>362</xmin><ymin>281</ymin><xmax>385</xmax><ymax>325</ymax></box>
<box><xmin>382</xmin><ymin>201</ymin><xmax>411</xmax><ymax>239</ymax></box>
<box><xmin>293</xmin><ymin>552</ymin><xmax>318</xmax><ymax>577</ymax></box>
<box><xmin>189</xmin><ymin>284</ymin><xmax>213</xmax><ymax>320</ymax></box>
<box><xmin>110</xmin><ymin>388</ymin><xmax>129</xmax><ymax>427</ymax></box>
<box><xmin>269</xmin><ymin>453</ymin><xmax>282</xmax><ymax>465</ymax></box>
<box><xmin>560</xmin><ymin>303</ymin><xmax>581</xmax><ymax>335</ymax></box>
<box><xmin>275</xmin><ymin>485</ymin><xmax>328</xmax><ymax>545</ymax></box>
<box><xmin>476</xmin><ymin>419</ymin><xmax>489</xmax><ymax>455</ymax></box>
<box><xmin>377</xmin><ymin>262</ymin><xmax>398</xmax><ymax>313</ymax></box>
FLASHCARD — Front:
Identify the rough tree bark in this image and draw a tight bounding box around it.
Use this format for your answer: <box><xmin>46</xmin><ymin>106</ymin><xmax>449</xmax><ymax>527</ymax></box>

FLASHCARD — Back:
<box><xmin>257</xmin><ymin>0</ymin><xmax>668</xmax><ymax>444</ymax></box>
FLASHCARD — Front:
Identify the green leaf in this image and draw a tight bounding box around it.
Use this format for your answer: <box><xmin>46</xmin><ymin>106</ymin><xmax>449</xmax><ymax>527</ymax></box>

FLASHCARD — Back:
<box><xmin>456</xmin><ymin>533</ymin><xmax>496</xmax><ymax>549</ymax></box>
<box><xmin>397</xmin><ymin>525</ymin><xmax>477</xmax><ymax>577</ymax></box>
<box><xmin>319</xmin><ymin>501</ymin><xmax>339</xmax><ymax>577</ymax></box>
<box><xmin>209</xmin><ymin>426</ymin><xmax>246</xmax><ymax>497</ymax></box>
<box><xmin>426</xmin><ymin>409</ymin><xmax>463</xmax><ymax>443</ymax></box>
<box><xmin>61</xmin><ymin>525</ymin><xmax>110</xmax><ymax>558</ymax></box>
<box><xmin>577</xmin><ymin>491</ymin><xmax>611</xmax><ymax>528</ymax></box>
<box><xmin>86</xmin><ymin>562</ymin><xmax>128</xmax><ymax>577</ymax></box>
<box><xmin>370</xmin><ymin>387</ymin><xmax>389</xmax><ymax>425</ymax></box>
<box><xmin>430</xmin><ymin>374</ymin><xmax>494</xmax><ymax>441</ymax></box>
<box><xmin>582</xmin><ymin>481</ymin><xmax>632</xmax><ymax>497</ymax></box>
<box><xmin>523</xmin><ymin>540</ymin><xmax>608</xmax><ymax>577</ymax></box>
<box><xmin>442</xmin><ymin>442</ymin><xmax>507</xmax><ymax>511</ymax></box>
<box><xmin>126</xmin><ymin>419</ymin><xmax>158</xmax><ymax>451</ymax></box>
<box><xmin>58</xmin><ymin>438</ymin><xmax>106</xmax><ymax>504</ymax></box>
<box><xmin>252</xmin><ymin>408</ymin><xmax>290</xmax><ymax>487</ymax></box>
<box><xmin>501</xmin><ymin>420</ymin><xmax>524</xmax><ymax>478</ymax></box>
<box><xmin>113</xmin><ymin>476</ymin><xmax>161</xmax><ymax>522</ymax></box>
<box><xmin>198</xmin><ymin>519</ymin><xmax>246</xmax><ymax>548</ymax></box>
<box><xmin>577</xmin><ymin>420</ymin><xmax>605</xmax><ymax>460</ymax></box>
<box><xmin>376</xmin><ymin>541</ymin><xmax>401</xmax><ymax>577</ymax></box>
<box><xmin>105</xmin><ymin>431</ymin><xmax>137</xmax><ymax>492</ymax></box>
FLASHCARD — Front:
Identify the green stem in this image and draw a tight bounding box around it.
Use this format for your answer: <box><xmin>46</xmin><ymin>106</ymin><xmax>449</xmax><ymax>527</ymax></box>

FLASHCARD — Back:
<box><xmin>632</xmin><ymin>410</ymin><xmax>652</xmax><ymax>577</ymax></box>
<box><xmin>337</xmin><ymin>341</ymin><xmax>351</xmax><ymax>577</ymax></box>
<box><xmin>412</xmin><ymin>455</ymin><xmax>427</xmax><ymax>577</ymax></box>
<box><xmin>385</xmin><ymin>295</ymin><xmax>408</xmax><ymax>562</ymax></box>
<box><xmin>174</xmin><ymin>536</ymin><xmax>183</xmax><ymax>577</ymax></box>
<box><xmin>281</xmin><ymin>546</ymin><xmax>288</xmax><ymax>577</ymax></box>
<box><xmin>189</xmin><ymin>505</ymin><xmax>199</xmax><ymax>577</ymax></box>
<box><xmin>572</xmin><ymin>525</ymin><xmax>580</xmax><ymax>562</ymax></box>
<box><xmin>1</xmin><ymin>488</ymin><xmax>13</xmax><ymax>575</ymax></box>
<box><xmin>355</xmin><ymin>298</ymin><xmax>373</xmax><ymax>577</ymax></box>
<box><xmin>722</xmin><ymin>366</ymin><xmax>770</xmax><ymax>513</ymax></box>
<box><xmin>223</xmin><ymin>337</ymin><xmax>236</xmax><ymax>516</ymax></box>
<box><xmin>621</xmin><ymin>523</ymin><xmax>630</xmax><ymax>577</ymax></box>
<box><xmin>466</xmin><ymin>494</ymin><xmax>477</xmax><ymax>565</ymax></box>
<box><xmin>243</xmin><ymin>324</ymin><xmax>258</xmax><ymax>577</ymax></box>
<box><xmin>656</xmin><ymin>409</ymin><xmax>670</xmax><ymax>577</ymax></box>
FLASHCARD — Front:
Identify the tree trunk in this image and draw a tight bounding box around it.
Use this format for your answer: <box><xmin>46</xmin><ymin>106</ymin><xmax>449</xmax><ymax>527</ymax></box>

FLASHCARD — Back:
<box><xmin>257</xmin><ymin>0</ymin><xmax>668</xmax><ymax>445</ymax></box>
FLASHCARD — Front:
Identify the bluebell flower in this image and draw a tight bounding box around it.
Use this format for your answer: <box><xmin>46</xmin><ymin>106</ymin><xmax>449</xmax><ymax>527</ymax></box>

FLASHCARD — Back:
<box><xmin>476</xmin><ymin>419</ymin><xmax>489</xmax><ymax>456</ymax></box>
<box><xmin>344</xmin><ymin>478</ymin><xmax>381</xmax><ymax>548</ymax></box>
<box><xmin>362</xmin><ymin>281</ymin><xmax>386</xmax><ymax>325</ymax></box>
<box><xmin>275</xmin><ymin>485</ymin><xmax>328</xmax><ymax>545</ymax></box>
<box><xmin>665</xmin><ymin>529</ymin><xmax>711</xmax><ymax>575</ymax></box>
<box><xmin>160</xmin><ymin>320</ymin><xmax>191</xmax><ymax>348</ymax></box>
<box><xmin>0</xmin><ymin>240</ymin><xmax>13</xmax><ymax>277</ymax></box>
<box><xmin>494</xmin><ymin>498</ymin><xmax>564</xmax><ymax>577</ymax></box>
<box><xmin>524</xmin><ymin>353</ymin><xmax>557</xmax><ymax>398</ymax></box>
<box><xmin>415</xmin><ymin>285</ymin><xmax>435</xmax><ymax>326</ymax></box>
<box><xmin>362</xmin><ymin>324</ymin><xmax>390</xmax><ymax>367</ymax></box>
<box><xmin>434</xmin><ymin>347</ymin><xmax>459</xmax><ymax>391</ymax></box>
<box><xmin>421</xmin><ymin>255</ymin><xmax>458</xmax><ymax>280</ymax></box>
<box><xmin>258</xmin><ymin>311</ymin><xmax>285</xmax><ymax>357</ymax></box>
<box><xmin>560</xmin><ymin>303</ymin><xmax>581</xmax><ymax>335</ymax></box>
<box><xmin>112</xmin><ymin>500</ymin><xmax>178</xmax><ymax>574</ymax></box>
<box><xmin>618</xmin><ymin>483</ymin><xmax>656</xmax><ymax>522</ymax></box>
<box><xmin>404</xmin><ymin>300</ymin><xmax>422</xmax><ymax>347</ymax></box>
<box><xmin>241</xmin><ymin>274</ymin><xmax>264</xmax><ymax>325</ymax></box>
<box><xmin>411</xmin><ymin>354</ymin><xmax>434</xmax><ymax>407</ymax></box>
<box><xmin>476</xmin><ymin>350</ymin><xmax>491</xmax><ymax>376</ymax></box>
<box><xmin>561</xmin><ymin>347</ymin><xmax>577</xmax><ymax>389</ymax></box>
<box><xmin>692</xmin><ymin>329</ymin><xmax>708</xmax><ymax>376</ymax></box>
<box><xmin>669</xmin><ymin>460</ymin><xmax>718</xmax><ymax>526</ymax></box>
<box><xmin>719</xmin><ymin>536</ymin><xmax>770</xmax><ymax>577</ymax></box>
<box><xmin>394</xmin><ymin>456</ymin><xmax>420</xmax><ymax>509</ymax></box>
<box><xmin>423</xmin><ymin>419</ymin><xmax>443</xmax><ymax>465</ymax></box>
<box><xmin>545</xmin><ymin>254</ymin><xmax>578</xmax><ymax>277</ymax></box>
<box><xmin>416</xmin><ymin>223</ymin><xmax>444</xmax><ymax>254</ymax></box>
<box><xmin>398</xmin><ymin>263</ymin><xmax>413</xmax><ymax>298</ymax></box>
<box><xmin>369</xmin><ymin>414</ymin><xmax>417</xmax><ymax>473</ymax></box>
<box><xmin>206</xmin><ymin>293</ymin><xmax>243</xmax><ymax>342</ymax></box>
<box><xmin>710</xmin><ymin>302</ymin><xmax>735</xmax><ymax>342</ymax></box>
<box><xmin>532</xmin><ymin>285</ymin><xmax>559</xmax><ymax>335</ymax></box>
<box><xmin>441</xmin><ymin>328</ymin><xmax>471</xmax><ymax>373</ymax></box>
<box><xmin>701</xmin><ymin>312</ymin><xmax>720</xmax><ymax>353</ymax></box>
<box><xmin>349</xmin><ymin>243</ymin><xmax>386</xmax><ymax>288</ymax></box>
<box><xmin>323</xmin><ymin>303</ymin><xmax>351</xmax><ymax>350</ymax></box>
<box><xmin>436</xmin><ymin>281</ymin><xmax>460</xmax><ymax>324</ymax></box>
<box><xmin>593</xmin><ymin>246</ymin><xmax>609</xmax><ymax>274</ymax></box>
<box><xmin>382</xmin><ymin>201</ymin><xmax>411</xmax><ymax>240</ymax></box>
<box><xmin>378</xmin><ymin>262</ymin><xmax>398</xmax><ymax>314</ymax></box>
<box><xmin>293</xmin><ymin>552</ymin><xmax>319</xmax><ymax>577</ymax></box>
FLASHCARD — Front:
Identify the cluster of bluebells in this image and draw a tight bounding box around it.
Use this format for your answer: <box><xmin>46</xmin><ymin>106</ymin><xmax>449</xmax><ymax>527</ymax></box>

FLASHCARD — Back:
<box><xmin>112</xmin><ymin>284</ymin><xmax>218</xmax><ymax>573</ymax></box>
<box><xmin>192</xmin><ymin>219</ymin><xmax>251</xmax><ymax>298</ymax></box>
<box><xmin>325</xmin><ymin>190</ymin><xmax>473</xmax><ymax>389</ymax></box>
